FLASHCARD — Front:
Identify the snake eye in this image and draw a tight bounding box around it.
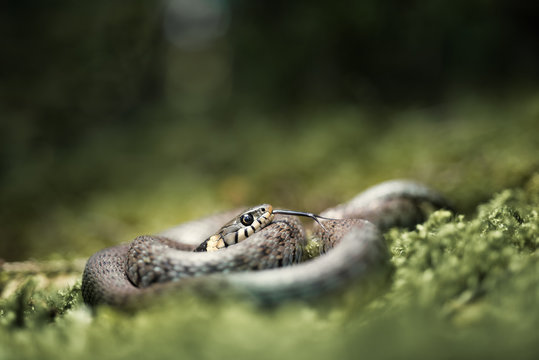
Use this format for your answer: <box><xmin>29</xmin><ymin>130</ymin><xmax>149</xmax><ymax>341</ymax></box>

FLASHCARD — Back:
<box><xmin>240</xmin><ymin>213</ymin><xmax>254</xmax><ymax>226</ymax></box>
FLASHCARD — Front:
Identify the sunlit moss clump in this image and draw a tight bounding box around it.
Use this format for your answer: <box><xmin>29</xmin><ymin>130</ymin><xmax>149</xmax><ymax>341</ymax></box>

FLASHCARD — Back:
<box><xmin>1</xmin><ymin>177</ymin><xmax>538</xmax><ymax>359</ymax></box>
<box><xmin>385</xmin><ymin>183</ymin><xmax>538</xmax><ymax>320</ymax></box>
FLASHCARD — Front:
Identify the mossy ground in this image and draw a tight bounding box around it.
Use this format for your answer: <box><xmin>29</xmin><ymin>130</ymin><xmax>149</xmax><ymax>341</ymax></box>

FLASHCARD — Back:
<box><xmin>1</xmin><ymin>94</ymin><xmax>538</xmax><ymax>359</ymax></box>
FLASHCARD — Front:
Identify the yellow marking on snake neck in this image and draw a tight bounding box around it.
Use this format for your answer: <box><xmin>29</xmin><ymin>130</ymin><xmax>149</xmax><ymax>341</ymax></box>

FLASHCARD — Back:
<box><xmin>206</xmin><ymin>235</ymin><xmax>224</xmax><ymax>252</ymax></box>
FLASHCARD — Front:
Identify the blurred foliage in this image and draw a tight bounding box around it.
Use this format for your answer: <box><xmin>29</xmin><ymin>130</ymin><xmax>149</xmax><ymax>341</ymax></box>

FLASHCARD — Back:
<box><xmin>229</xmin><ymin>0</ymin><xmax>539</xmax><ymax>108</ymax></box>
<box><xmin>0</xmin><ymin>1</ymin><xmax>164</xmax><ymax>154</ymax></box>
<box><xmin>1</xmin><ymin>179</ymin><xmax>537</xmax><ymax>359</ymax></box>
<box><xmin>1</xmin><ymin>94</ymin><xmax>538</xmax><ymax>261</ymax></box>
<box><xmin>1</xmin><ymin>1</ymin><xmax>539</xmax><ymax>260</ymax></box>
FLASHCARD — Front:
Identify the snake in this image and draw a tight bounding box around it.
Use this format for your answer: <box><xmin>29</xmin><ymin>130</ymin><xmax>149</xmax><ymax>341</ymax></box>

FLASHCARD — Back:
<box><xmin>81</xmin><ymin>180</ymin><xmax>451</xmax><ymax>307</ymax></box>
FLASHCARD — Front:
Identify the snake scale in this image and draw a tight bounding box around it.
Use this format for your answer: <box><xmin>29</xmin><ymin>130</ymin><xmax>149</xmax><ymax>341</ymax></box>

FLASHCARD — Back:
<box><xmin>82</xmin><ymin>180</ymin><xmax>451</xmax><ymax>307</ymax></box>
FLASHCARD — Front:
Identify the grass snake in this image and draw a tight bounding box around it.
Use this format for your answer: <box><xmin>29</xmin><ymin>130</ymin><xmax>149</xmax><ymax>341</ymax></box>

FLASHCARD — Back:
<box><xmin>81</xmin><ymin>180</ymin><xmax>451</xmax><ymax>307</ymax></box>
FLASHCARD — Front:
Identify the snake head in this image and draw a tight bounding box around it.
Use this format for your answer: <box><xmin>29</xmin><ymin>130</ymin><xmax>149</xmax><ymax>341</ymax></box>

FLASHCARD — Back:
<box><xmin>195</xmin><ymin>204</ymin><xmax>275</xmax><ymax>252</ymax></box>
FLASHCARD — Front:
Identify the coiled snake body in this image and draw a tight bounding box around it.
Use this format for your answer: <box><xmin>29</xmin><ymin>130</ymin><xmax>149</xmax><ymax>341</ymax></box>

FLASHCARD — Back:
<box><xmin>82</xmin><ymin>180</ymin><xmax>450</xmax><ymax>307</ymax></box>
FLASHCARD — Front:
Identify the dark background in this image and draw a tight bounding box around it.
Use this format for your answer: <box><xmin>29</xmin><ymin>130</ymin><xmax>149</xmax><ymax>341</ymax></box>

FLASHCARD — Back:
<box><xmin>1</xmin><ymin>0</ymin><xmax>539</xmax><ymax>261</ymax></box>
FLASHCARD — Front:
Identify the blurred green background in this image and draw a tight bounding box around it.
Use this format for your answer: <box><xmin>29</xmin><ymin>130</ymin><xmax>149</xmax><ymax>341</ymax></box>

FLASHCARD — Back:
<box><xmin>1</xmin><ymin>0</ymin><xmax>538</xmax><ymax>263</ymax></box>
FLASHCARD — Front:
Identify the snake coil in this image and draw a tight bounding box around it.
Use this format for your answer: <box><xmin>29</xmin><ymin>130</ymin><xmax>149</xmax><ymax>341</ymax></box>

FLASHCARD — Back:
<box><xmin>82</xmin><ymin>180</ymin><xmax>451</xmax><ymax>307</ymax></box>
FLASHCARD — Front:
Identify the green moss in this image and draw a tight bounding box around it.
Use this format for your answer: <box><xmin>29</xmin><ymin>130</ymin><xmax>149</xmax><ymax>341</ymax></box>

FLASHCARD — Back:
<box><xmin>1</xmin><ymin>180</ymin><xmax>538</xmax><ymax>359</ymax></box>
<box><xmin>385</xmin><ymin>187</ymin><xmax>538</xmax><ymax>317</ymax></box>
